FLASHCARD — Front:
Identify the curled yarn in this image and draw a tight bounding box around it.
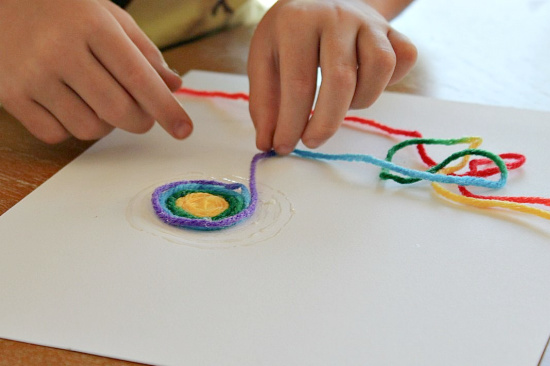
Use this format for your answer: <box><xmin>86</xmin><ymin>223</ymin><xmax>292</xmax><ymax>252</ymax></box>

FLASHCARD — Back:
<box><xmin>380</xmin><ymin>137</ymin><xmax>507</xmax><ymax>188</ymax></box>
<box><xmin>292</xmin><ymin>146</ymin><xmax>506</xmax><ymax>189</ymax></box>
<box><xmin>152</xmin><ymin>147</ymin><xmax>505</xmax><ymax>230</ymax></box>
<box><xmin>152</xmin><ymin>151</ymin><xmax>274</xmax><ymax>230</ymax></box>
<box><xmin>151</xmin><ymin>87</ymin><xmax>548</xmax><ymax>230</ymax></box>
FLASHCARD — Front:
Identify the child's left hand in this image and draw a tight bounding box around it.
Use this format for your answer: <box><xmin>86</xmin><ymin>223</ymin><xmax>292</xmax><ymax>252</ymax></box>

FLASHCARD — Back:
<box><xmin>248</xmin><ymin>0</ymin><xmax>417</xmax><ymax>154</ymax></box>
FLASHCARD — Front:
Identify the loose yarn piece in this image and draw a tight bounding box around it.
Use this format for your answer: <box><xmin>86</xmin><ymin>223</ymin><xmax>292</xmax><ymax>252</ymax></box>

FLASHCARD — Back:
<box><xmin>151</xmin><ymin>87</ymin><xmax>549</xmax><ymax>230</ymax></box>
<box><xmin>291</xmin><ymin>146</ymin><xmax>506</xmax><ymax>189</ymax></box>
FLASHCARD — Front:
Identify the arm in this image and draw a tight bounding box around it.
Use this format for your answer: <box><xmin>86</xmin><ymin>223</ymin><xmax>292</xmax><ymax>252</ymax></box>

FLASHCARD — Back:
<box><xmin>248</xmin><ymin>0</ymin><xmax>417</xmax><ymax>154</ymax></box>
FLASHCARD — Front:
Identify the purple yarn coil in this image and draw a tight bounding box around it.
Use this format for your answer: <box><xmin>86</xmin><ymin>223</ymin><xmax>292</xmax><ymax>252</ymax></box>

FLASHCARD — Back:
<box><xmin>151</xmin><ymin>151</ymin><xmax>275</xmax><ymax>230</ymax></box>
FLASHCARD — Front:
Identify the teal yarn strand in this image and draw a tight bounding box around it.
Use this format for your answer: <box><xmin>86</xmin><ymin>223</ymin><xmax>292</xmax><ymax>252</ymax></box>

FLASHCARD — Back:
<box><xmin>292</xmin><ymin>139</ymin><xmax>507</xmax><ymax>189</ymax></box>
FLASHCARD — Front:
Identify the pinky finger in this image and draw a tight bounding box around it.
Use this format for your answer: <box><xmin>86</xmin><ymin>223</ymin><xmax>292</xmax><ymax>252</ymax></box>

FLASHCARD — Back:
<box><xmin>387</xmin><ymin>28</ymin><xmax>417</xmax><ymax>85</ymax></box>
<box><xmin>350</xmin><ymin>28</ymin><xmax>396</xmax><ymax>110</ymax></box>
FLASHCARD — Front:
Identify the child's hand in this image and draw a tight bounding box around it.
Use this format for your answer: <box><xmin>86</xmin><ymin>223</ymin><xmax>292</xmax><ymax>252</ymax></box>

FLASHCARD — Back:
<box><xmin>248</xmin><ymin>0</ymin><xmax>417</xmax><ymax>154</ymax></box>
<box><xmin>0</xmin><ymin>0</ymin><xmax>192</xmax><ymax>143</ymax></box>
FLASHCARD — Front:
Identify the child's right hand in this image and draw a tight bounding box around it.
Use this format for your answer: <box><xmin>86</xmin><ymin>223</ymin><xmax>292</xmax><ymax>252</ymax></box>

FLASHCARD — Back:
<box><xmin>0</xmin><ymin>0</ymin><xmax>193</xmax><ymax>143</ymax></box>
<box><xmin>248</xmin><ymin>0</ymin><xmax>417</xmax><ymax>155</ymax></box>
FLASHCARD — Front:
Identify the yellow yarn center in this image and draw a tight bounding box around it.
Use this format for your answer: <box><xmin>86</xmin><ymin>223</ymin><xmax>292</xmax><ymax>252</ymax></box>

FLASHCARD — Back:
<box><xmin>175</xmin><ymin>192</ymin><xmax>229</xmax><ymax>218</ymax></box>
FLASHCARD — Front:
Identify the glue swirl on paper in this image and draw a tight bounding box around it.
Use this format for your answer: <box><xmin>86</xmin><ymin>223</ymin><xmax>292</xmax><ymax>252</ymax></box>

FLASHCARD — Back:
<box><xmin>151</xmin><ymin>87</ymin><xmax>550</xmax><ymax>231</ymax></box>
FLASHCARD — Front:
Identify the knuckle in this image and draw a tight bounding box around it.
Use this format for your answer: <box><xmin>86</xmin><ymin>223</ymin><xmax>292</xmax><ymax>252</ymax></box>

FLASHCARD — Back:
<box><xmin>331</xmin><ymin>4</ymin><xmax>355</xmax><ymax>24</ymax></box>
<box><xmin>277</xmin><ymin>5</ymin><xmax>309</xmax><ymax>24</ymax></box>
<box><xmin>327</xmin><ymin>64</ymin><xmax>357</xmax><ymax>92</ymax></box>
<box><xmin>114</xmin><ymin>7</ymin><xmax>134</xmax><ymax>23</ymax></box>
<box><xmin>39</xmin><ymin>128</ymin><xmax>70</xmax><ymax>144</ymax></box>
<box><xmin>124</xmin><ymin>63</ymin><xmax>149</xmax><ymax>86</ymax></box>
<box><xmin>86</xmin><ymin>7</ymin><xmax>113</xmax><ymax>33</ymax></box>
<box><xmin>397</xmin><ymin>41</ymin><xmax>418</xmax><ymax>66</ymax></box>
<box><xmin>132</xmin><ymin>115</ymin><xmax>156</xmax><ymax>134</ymax></box>
<box><xmin>145</xmin><ymin>49</ymin><xmax>164</xmax><ymax>67</ymax></box>
<box><xmin>98</xmin><ymin>98</ymin><xmax>153</xmax><ymax>134</ymax></box>
<box><xmin>373</xmin><ymin>48</ymin><xmax>397</xmax><ymax>75</ymax></box>
<box><xmin>72</xmin><ymin>120</ymin><xmax>110</xmax><ymax>141</ymax></box>
<box><xmin>104</xmin><ymin>98</ymin><xmax>134</xmax><ymax>125</ymax></box>
<box><xmin>274</xmin><ymin>5</ymin><xmax>315</xmax><ymax>36</ymax></box>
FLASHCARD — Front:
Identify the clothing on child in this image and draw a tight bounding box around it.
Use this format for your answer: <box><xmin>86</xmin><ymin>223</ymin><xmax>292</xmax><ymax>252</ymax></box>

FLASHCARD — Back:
<box><xmin>117</xmin><ymin>0</ymin><xmax>267</xmax><ymax>48</ymax></box>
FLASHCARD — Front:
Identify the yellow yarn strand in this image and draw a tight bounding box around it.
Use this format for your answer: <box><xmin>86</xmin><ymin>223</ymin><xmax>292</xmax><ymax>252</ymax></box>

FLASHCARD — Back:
<box><xmin>431</xmin><ymin>182</ymin><xmax>550</xmax><ymax>220</ymax></box>
<box><xmin>429</xmin><ymin>136</ymin><xmax>550</xmax><ymax>220</ymax></box>
<box><xmin>438</xmin><ymin>136</ymin><xmax>482</xmax><ymax>175</ymax></box>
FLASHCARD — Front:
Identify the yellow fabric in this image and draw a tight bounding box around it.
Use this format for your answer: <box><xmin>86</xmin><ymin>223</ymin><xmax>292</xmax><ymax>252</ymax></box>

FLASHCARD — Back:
<box><xmin>125</xmin><ymin>0</ymin><xmax>267</xmax><ymax>48</ymax></box>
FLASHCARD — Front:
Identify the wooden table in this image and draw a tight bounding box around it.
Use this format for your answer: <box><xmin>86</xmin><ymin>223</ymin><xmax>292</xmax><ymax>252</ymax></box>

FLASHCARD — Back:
<box><xmin>1</xmin><ymin>0</ymin><xmax>549</xmax><ymax>364</ymax></box>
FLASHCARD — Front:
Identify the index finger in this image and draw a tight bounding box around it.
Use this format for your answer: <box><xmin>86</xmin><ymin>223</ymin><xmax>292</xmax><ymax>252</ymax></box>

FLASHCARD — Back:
<box><xmin>89</xmin><ymin>20</ymin><xmax>192</xmax><ymax>139</ymax></box>
<box><xmin>272</xmin><ymin>24</ymin><xmax>319</xmax><ymax>155</ymax></box>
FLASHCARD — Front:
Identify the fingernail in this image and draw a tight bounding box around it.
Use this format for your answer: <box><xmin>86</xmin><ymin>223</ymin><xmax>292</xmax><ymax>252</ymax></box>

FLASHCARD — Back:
<box><xmin>173</xmin><ymin>122</ymin><xmax>191</xmax><ymax>139</ymax></box>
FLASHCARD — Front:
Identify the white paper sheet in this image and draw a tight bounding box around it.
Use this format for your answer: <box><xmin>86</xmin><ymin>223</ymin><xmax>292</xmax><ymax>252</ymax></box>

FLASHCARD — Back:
<box><xmin>1</xmin><ymin>71</ymin><xmax>550</xmax><ymax>366</ymax></box>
